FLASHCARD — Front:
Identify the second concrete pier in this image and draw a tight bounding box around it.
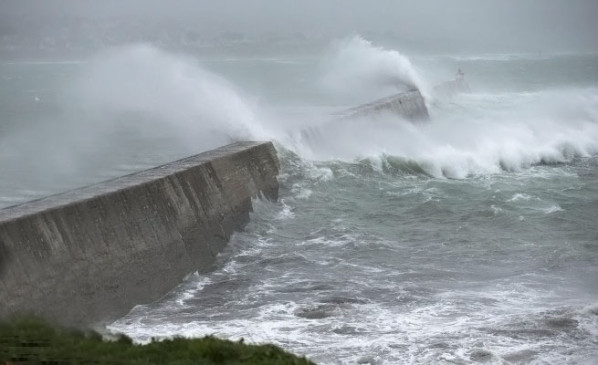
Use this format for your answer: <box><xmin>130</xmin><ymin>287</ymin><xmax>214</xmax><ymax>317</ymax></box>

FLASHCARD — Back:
<box><xmin>337</xmin><ymin>89</ymin><xmax>429</xmax><ymax>121</ymax></box>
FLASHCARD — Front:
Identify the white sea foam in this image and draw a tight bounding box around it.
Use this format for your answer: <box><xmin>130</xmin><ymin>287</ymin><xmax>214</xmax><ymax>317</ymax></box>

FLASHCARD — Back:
<box><xmin>109</xmin><ymin>239</ymin><xmax>598</xmax><ymax>364</ymax></box>
<box><xmin>508</xmin><ymin>193</ymin><xmax>534</xmax><ymax>202</ymax></box>
<box><xmin>274</xmin><ymin>200</ymin><xmax>295</xmax><ymax>220</ymax></box>
<box><xmin>174</xmin><ymin>276</ymin><xmax>212</xmax><ymax>306</ymax></box>
<box><xmin>490</xmin><ymin>204</ymin><xmax>503</xmax><ymax>215</ymax></box>
<box><xmin>291</xmin><ymin>185</ymin><xmax>313</xmax><ymax>200</ymax></box>
<box><xmin>542</xmin><ymin>204</ymin><xmax>564</xmax><ymax>214</ymax></box>
<box><xmin>294</xmin><ymin>87</ymin><xmax>598</xmax><ymax>178</ymax></box>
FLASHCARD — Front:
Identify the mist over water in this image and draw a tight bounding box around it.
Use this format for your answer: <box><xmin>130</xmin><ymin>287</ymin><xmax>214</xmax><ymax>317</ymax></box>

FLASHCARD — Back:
<box><xmin>71</xmin><ymin>44</ymin><xmax>268</xmax><ymax>149</ymax></box>
<box><xmin>0</xmin><ymin>44</ymin><xmax>269</xmax><ymax>205</ymax></box>
<box><xmin>288</xmin><ymin>88</ymin><xmax>598</xmax><ymax>179</ymax></box>
<box><xmin>1</xmin><ymin>18</ymin><xmax>598</xmax><ymax>364</ymax></box>
<box><xmin>318</xmin><ymin>36</ymin><xmax>426</xmax><ymax>102</ymax></box>
<box><xmin>2</xmin><ymin>40</ymin><xmax>596</xmax><ymax>191</ymax></box>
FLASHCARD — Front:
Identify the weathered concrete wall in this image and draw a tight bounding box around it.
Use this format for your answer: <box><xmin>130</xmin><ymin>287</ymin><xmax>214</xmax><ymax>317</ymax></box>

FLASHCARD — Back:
<box><xmin>299</xmin><ymin>89</ymin><xmax>429</xmax><ymax>148</ymax></box>
<box><xmin>0</xmin><ymin>141</ymin><xmax>279</xmax><ymax>327</ymax></box>
<box><xmin>336</xmin><ymin>89</ymin><xmax>429</xmax><ymax>121</ymax></box>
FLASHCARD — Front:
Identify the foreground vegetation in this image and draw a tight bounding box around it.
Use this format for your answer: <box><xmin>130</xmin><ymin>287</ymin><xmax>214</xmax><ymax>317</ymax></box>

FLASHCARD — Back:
<box><xmin>0</xmin><ymin>317</ymin><xmax>315</xmax><ymax>364</ymax></box>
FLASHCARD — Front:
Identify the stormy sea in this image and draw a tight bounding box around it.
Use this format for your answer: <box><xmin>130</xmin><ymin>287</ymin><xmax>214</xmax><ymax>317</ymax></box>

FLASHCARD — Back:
<box><xmin>1</xmin><ymin>37</ymin><xmax>597</xmax><ymax>364</ymax></box>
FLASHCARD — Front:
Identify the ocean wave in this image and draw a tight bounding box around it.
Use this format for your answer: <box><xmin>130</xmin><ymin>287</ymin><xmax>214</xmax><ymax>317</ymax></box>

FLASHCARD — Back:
<box><xmin>284</xmin><ymin>86</ymin><xmax>598</xmax><ymax>179</ymax></box>
<box><xmin>317</xmin><ymin>35</ymin><xmax>427</xmax><ymax>102</ymax></box>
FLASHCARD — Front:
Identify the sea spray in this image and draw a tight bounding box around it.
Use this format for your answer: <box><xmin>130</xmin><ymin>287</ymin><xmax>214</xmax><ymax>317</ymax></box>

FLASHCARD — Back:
<box><xmin>0</xmin><ymin>44</ymin><xmax>275</xmax><ymax>204</ymax></box>
<box><xmin>70</xmin><ymin>44</ymin><xmax>272</xmax><ymax>151</ymax></box>
<box><xmin>2</xmin><ymin>43</ymin><xmax>596</xmax><ymax>205</ymax></box>
<box><xmin>318</xmin><ymin>35</ymin><xmax>427</xmax><ymax>103</ymax></box>
<box><xmin>294</xmin><ymin>88</ymin><xmax>598</xmax><ymax>178</ymax></box>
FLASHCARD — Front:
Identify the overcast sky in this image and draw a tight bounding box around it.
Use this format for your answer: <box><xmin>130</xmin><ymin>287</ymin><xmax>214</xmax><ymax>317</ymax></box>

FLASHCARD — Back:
<box><xmin>1</xmin><ymin>0</ymin><xmax>596</xmax><ymax>52</ymax></box>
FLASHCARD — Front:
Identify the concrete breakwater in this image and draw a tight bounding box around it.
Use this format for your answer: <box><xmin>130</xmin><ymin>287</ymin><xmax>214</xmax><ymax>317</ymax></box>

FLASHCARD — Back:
<box><xmin>300</xmin><ymin>89</ymin><xmax>429</xmax><ymax>146</ymax></box>
<box><xmin>0</xmin><ymin>141</ymin><xmax>279</xmax><ymax>327</ymax></box>
<box><xmin>336</xmin><ymin>88</ymin><xmax>429</xmax><ymax>121</ymax></box>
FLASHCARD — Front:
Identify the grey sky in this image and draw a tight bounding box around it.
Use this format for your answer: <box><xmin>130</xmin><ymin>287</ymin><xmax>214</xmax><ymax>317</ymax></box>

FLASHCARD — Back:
<box><xmin>1</xmin><ymin>0</ymin><xmax>596</xmax><ymax>52</ymax></box>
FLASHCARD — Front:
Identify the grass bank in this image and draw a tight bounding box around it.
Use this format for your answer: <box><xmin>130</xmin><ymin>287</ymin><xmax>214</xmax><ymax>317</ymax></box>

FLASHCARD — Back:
<box><xmin>0</xmin><ymin>317</ymin><xmax>315</xmax><ymax>364</ymax></box>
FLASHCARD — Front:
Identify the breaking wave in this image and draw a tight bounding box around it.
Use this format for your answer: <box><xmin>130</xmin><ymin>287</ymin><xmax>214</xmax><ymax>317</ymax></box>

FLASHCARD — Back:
<box><xmin>318</xmin><ymin>35</ymin><xmax>427</xmax><ymax>102</ymax></box>
<box><xmin>291</xmin><ymin>87</ymin><xmax>598</xmax><ymax>179</ymax></box>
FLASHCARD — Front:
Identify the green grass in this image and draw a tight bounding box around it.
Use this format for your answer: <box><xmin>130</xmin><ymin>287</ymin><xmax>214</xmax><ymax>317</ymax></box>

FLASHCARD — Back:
<box><xmin>0</xmin><ymin>317</ymin><xmax>316</xmax><ymax>364</ymax></box>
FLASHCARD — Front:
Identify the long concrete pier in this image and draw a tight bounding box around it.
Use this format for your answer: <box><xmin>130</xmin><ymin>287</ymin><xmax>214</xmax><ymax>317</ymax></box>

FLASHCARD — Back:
<box><xmin>0</xmin><ymin>141</ymin><xmax>279</xmax><ymax>326</ymax></box>
<box><xmin>300</xmin><ymin>89</ymin><xmax>429</xmax><ymax>147</ymax></box>
<box><xmin>336</xmin><ymin>88</ymin><xmax>429</xmax><ymax>121</ymax></box>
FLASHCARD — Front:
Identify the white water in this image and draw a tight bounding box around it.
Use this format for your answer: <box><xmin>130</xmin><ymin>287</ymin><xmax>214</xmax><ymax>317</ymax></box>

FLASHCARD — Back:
<box><xmin>292</xmin><ymin>88</ymin><xmax>598</xmax><ymax>178</ymax></box>
<box><xmin>95</xmin><ymin>42</ymin><xmax>597</xmax><ymax>364</ymax></box>
<box><xmin>2</xmin><ymin>38</ymin><xmax>598</xmax><ymax>364</ymax></box>
<box><xmin>69</xmin><ymin>44</ymin><xmax>271</xmax><ymax>150</ymax></box>
<box><xmin>5</xmin><ymin>41</ymin><xmax>597</xmax><ymax>185</ymax></box>
<box><xmin>318</xmin><ymin>35</ymin><xmax>428</xmax><ymax>101</ymax></box>
<box><xmin>2</xmin><ymin>41</ymin><xmax>597</xmax><ymax>208</ymax></box>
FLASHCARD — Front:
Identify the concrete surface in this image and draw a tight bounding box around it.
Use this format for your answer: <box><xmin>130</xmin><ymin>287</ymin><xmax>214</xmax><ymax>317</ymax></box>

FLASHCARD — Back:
<box><xmin>0</xmin><ymin>141</ymin><xmax>279</xmax><ymax>327</ymax></box>
<box><xmin>336</xmin><ymin>88</ymin><xmax>429</xmax><ymax>121</ymax></box>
